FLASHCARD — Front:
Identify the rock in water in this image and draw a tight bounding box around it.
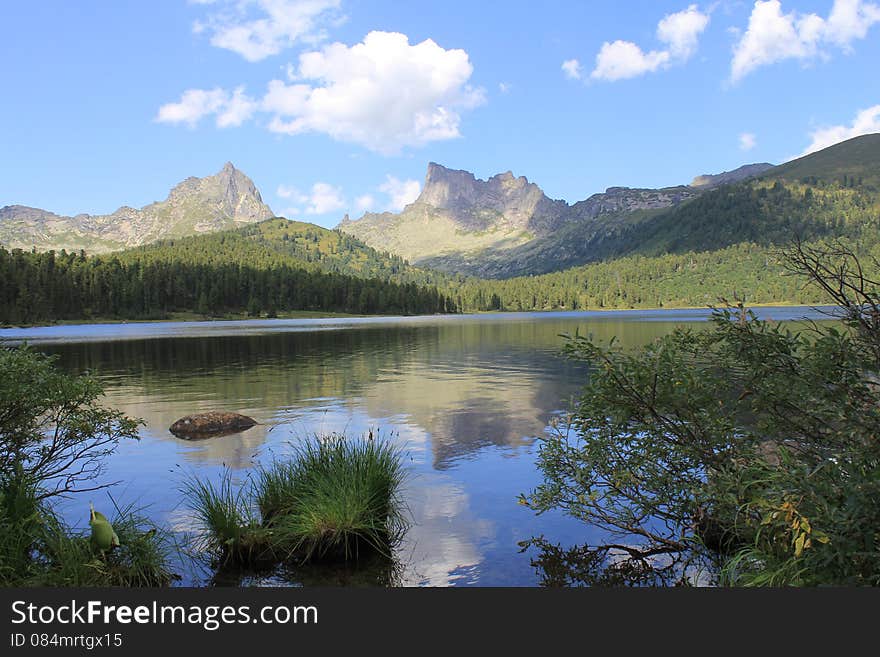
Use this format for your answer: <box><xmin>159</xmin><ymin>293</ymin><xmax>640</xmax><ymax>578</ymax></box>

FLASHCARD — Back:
<box><xmin>169</xmin><ymin>412</ymin><xmax>258</xmax><ymax>440</ymax></box>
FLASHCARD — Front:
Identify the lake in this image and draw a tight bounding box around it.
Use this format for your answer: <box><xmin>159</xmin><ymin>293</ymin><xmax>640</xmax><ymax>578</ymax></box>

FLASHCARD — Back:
<box><xmin>0</xmin><ymin>306</ymin><xmax>835</xmax><ymax>586</ymax></box>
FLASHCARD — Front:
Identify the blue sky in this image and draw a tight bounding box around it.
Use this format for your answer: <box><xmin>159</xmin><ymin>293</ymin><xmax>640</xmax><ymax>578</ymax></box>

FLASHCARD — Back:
<box><xmin>2</xmin><ymin>0</ymin><xmax>879</xmax><ymax>228</ymax></box>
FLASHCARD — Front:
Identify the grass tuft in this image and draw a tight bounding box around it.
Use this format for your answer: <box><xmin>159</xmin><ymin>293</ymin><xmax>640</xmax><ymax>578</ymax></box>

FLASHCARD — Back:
<box><xmin>182</xmin><ymin>473</ymin><xmax>273</xmax><ymax>566</ymax></box>
<box><xmin>187</xmin><ymin>434</ymin><xmax>408</xmax><ymax>568</ymax></box>
<box><xmin>0</xmin><ymin>478</ymin><xmax>177</xmax><ymax>587</ymax></box>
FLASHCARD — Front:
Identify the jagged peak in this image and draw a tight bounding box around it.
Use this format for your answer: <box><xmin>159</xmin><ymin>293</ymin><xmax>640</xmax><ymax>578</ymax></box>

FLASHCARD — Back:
<box><xmin>492</xmin><ymin>170</ymin><xmax>528</xmax><ymax>185</ymax></box>
<box><xmin>424</xmin><ymin>161</ymin><xmax>476</xmax><ymax>183</ymax></box>
<box><xmin>423</xmin><ymin>162</ymin><xmax>538</xmax><ymax>197</ymax></box>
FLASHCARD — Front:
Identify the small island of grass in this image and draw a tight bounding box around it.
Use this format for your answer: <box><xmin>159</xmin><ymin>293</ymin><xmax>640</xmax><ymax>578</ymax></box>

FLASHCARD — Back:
<box><xmin>186</xmin><ymin>435</ymin><xmax>408</xmax><ymax>568</ymax></box>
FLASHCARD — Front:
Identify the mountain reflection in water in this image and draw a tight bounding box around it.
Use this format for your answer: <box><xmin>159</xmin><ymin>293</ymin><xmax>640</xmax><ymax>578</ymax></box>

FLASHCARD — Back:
<box><xmin>1</xmin><ymin>307</ymin><xmax>833</xmax><ymax>585</ymax></box>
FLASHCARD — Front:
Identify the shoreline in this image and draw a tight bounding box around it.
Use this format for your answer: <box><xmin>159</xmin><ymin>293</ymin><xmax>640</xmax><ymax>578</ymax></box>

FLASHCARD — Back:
<box><xmin>0</xmin><ymin>309</ymin><xmax>368</xmax><ymax>330</ymax></box>
<box><xmin>0</xmin><ymin>301</ymin><xmax>834</xmax><ymax>332</ymax></box>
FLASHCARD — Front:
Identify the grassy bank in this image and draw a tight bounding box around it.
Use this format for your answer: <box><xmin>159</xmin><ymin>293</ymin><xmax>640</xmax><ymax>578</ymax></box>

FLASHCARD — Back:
<box><xmin>0</xmin><ymin>486</ymin><xmax>177</xmax><ymax>587</ymax></box>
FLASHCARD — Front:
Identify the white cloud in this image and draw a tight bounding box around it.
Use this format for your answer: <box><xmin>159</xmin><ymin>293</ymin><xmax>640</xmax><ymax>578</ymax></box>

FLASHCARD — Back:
<box><xmin>825</xmin><ymin>0</ymin><xmax>880</xmax><ymax>46</ymax></box>
<box><xmin>800</xmin><ymin>104</ymin><xmax>880</xmax><ymax>155</ymax></box>
<box><xmin>194</xmin><ymin>0</ymin><xmax>342</xmax><ymax>62</ymax></box>
<box><xmin>159</xmin><ymin>31</ymin><xmax>484</xmax><ymax>153</ymax></box>
<box><xmin>262</xmin><ymin>79</ymin><xmax>311</xmax><ymax>115</ymax></box>
<box><xmin>306</xmin><ymin>182</ymin><xmax>346</xmax><ymax>214</ymax></box>
<box><xmin>561</xmin><ymin>59</ymin><xmax>582</xmax><ymax>80</ymax></box>
<box><xmin>731</xmin><ymin>0</ymin><xmax>880</xmax><ymax>82</ymax></box>
<box><xmin>379</xmin><ymin>176</ymin><xmax>421</xmax><ymax>212</ymax></box>
<box><xmin>739</xmin><ymin>132</ymin><xmax>757</xmax><ymax>151</ymax></box>
<box><xmin>591</xmin><ymin>4</ymin><xmax>710</xmax><ymax>81</ymax></box>
<box><xmin>276</xmin><ymin>182</ymin><xmax>346</xmax><ymax>215</ymax></box>
<box><xmin>355</xmin><ymin>194</ymin><xmax>375</xmax><ymax>211</ymax></box>
<box><xmin>498</xmin><ymin>82</ymin><xmax>512</xmax><ymax>93</ymax></box>
<box><xmin>591</xmin><ymin>41</ymin><xmax>671</xmax><ymax>81</ymax></box>
<box><xmin>276</xmin><ymin>184</ymin><xmax>308</xmax><ymax>202</ymax></box>
<box><xmin>155</xmin><ymin>86</ymin><xmax>256</xmax><ymax>127</ymax></box>
<box><xmin>216</xmin><ymin>86</ymin><xmax>259</xmax><ymax>127</ymax></box>
<box><xmin>262</xmin><ymin>31</ymin><xmax>485</xmax><ymax>153</ymax></box>
<box><xmin>155</xmin><ymin>88</ymin><xmax>226</xmax><ymax>127</ymax></box>
<box><xmin>657</xmin><ymin>3</ymin><xmax>712</xmax><ymax>58</ymax></box>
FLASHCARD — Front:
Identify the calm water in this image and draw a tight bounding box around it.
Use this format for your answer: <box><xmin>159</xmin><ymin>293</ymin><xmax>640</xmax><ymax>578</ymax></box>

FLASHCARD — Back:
<box><xmin>0</xmin><ymin>307</ymin><xmax>835</xmax><ymax>586</ymax></box>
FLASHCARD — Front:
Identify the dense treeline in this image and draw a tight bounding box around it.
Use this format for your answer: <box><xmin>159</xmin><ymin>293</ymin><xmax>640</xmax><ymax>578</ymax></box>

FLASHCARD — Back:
<box><xmin>0</xmin><ymin>247</ymin><xmax>454</xmax><ymax>324</ymax></box>
<box><xmin>0</xmin><ymin>238</ymin><xmax>860</xmax><ymax>325</ymax></box>
<box><xmin>444</xmin><ymin>241</ymin><xmax>842</xmax><ymax>312</ymax></box>
<box><xmin>0</xmin><ymin>235</ymin><xmax>870</xmax><ymax>326</ymax></box>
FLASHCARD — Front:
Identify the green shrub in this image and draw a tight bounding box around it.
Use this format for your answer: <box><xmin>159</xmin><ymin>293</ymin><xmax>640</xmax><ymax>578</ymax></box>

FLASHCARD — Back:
<box><xmin>0</xmin><ymin>345</ymin><xmax>176</xmax><ymax>586</ymax></box>
<box><xmin>521</xmin><ymin>242</ymin><xmax>880</xmax><ymax>586</ymax></box>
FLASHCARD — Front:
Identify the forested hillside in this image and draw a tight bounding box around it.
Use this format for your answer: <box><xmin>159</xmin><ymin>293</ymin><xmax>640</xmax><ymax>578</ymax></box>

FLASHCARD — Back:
<box><xmin>631</xmin><ymin>178</ymin><xmax>879</xmax><ymax>256</ymax></box>
<box><xmin>447</xmin><ymin>241</ymin><xmax>836</xmax><ymax>312</ymax></box>
<box><xmin>0</xmin><ymin>242</ymin><xmax>454</xmax><ymax>325</ymax></box>
<box><xmin>122</xmin><ymin>217</ymin><xmax>456</xmax><ymax>288</ymax></box>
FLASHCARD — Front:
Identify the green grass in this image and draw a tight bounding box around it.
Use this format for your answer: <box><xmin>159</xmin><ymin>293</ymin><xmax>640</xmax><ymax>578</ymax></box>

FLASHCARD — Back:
<box><xmin>33</xmin><ymin>504</ymin><xmax>178</xmax><ymax>587</ymax></box>
<box><xmin>186</xmin><ymin>434</ymin><xmax>408</xmax><ymax>567</ymax></box>
<box><xmin>183</xmin><ymin>473</ymin><xmax>273</xmax><ymax>566</ymax></box>
<box><xmin>0</xmin><ymin>480</ymin><xmax>177</xmax><ymax>587</ymax></box>
<box><xmin>256</xmin><ymin>435</ymin><xmax>408</xmax><ymax>561</ymax></box>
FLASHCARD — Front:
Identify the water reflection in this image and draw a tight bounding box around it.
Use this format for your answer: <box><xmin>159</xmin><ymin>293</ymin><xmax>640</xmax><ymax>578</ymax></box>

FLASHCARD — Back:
<box><xmin>39</xmin><ymin>321</ymin><xmax>595</xmax><ymax>469</ymax></box>
<box><xmin>3</xmin><ymin>308</ymin><xmax>833</xmax><ymax>585</ymax></box>
<box><xmin>520</xmin><ymin>537</ymin><xmax>706</xmax><ymax>587</ymax></box>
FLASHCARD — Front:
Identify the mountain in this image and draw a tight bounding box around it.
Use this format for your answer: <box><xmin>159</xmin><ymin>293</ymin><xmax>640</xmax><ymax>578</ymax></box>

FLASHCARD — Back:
<box><xmin>338</xmin><ymin>164</ymin><xmax>569</xmax><ymax>267</ymax></box>
<box><xmin>5</xmin><ymin>133</ymin><xmax>880</xmax><ymax>324</ymax></box>
<box><xmin>690</xmin><ymin>163</ymin><xmax>774</xmax><ymax>188</ymax></box>
<box><xmin>441</xmin><ymin>134</ymin><xmax>880</xmax><ymax>313</ymax></box>
<box><xmin>620</xmin><ymin>134</ymin><xmax>880</xmax><ymax>258</ymax></box>
<box><xmin>0</xmin><ymin>162</ymin><xmax>274</xmax><ymax>254</ymax></box>
<box><xmin>762</xmin><ymin>133</ymin><xmax>880</xmax><ymax>187</ymax></box>
<box><xmin>339</xmin><ymin>159</ymin><xmax>773</xmax><ymax>278</ymax></box>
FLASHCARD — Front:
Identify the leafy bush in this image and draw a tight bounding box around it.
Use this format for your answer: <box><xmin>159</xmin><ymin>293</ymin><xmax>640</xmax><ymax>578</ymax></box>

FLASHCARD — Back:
<box><xmin>521</xmin><ymin>242</ymin><xmax>880</xmax><ymax>586</ymax></box>
<box><xmin>0</xmin><ymin>345</ymin><xmax>175</xmax><ymax>586</ymax></box>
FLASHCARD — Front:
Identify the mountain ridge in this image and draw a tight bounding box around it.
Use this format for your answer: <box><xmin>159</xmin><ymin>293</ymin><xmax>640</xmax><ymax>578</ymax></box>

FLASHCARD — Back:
<box><xmin>4</xmin><ymin>134</ymin><xmax>878</xmax><ymax>282</ymax></box>
<box><xmin>338</xmin><ymin>156</ymin><xmax>777</xmax><ymax>277</ymax></box>
<box><xmin>0</xmin><ymin>162</ymin><xmax>274</xmax><ymax>254</ymax></box>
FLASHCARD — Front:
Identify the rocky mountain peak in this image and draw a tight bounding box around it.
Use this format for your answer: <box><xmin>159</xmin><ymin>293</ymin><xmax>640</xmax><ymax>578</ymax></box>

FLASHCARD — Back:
<box><xmin>415</xmin><ymin>162</ymin><xmax>558</xmax><ymax>228</ymax></box>
<box><xmin>0</xmin><ymin>163</ymin><xmax>275</xmax><ymax>254</ymax></box>
<box><xmin>339</xmin><ymin>160</ymin><xmax>720</xmax><ymax>274</ymax></box>
<box><xmin>419</xmin><ymin>163</ymin><xmax>479</xmax><ymax>209</ymax></box>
